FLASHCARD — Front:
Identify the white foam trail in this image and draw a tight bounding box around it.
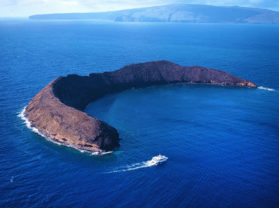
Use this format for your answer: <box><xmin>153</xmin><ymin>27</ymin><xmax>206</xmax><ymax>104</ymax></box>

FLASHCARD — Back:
<box><xmin>91</xmin><ymin>151</ymin><xmax>113</xmax><ymax>156</ymax></box>
<box><xmin>18</xmin><ymin>107</ymin><xmax>112</xmax><ymax>156</ymax></box>
<box><xmin>18</xmin><ymin>107</ymin><xmax>46</xmax><ymax>138</ymax></box>
<box><xmin>107</xmin><ymin>155</ymin><xmax>168</xmax><ymax>173</ymax></box>
<box><xmin>258</xmin><ymin>86</ymin><xmax>275</xmax><ymax>92</ymax></box>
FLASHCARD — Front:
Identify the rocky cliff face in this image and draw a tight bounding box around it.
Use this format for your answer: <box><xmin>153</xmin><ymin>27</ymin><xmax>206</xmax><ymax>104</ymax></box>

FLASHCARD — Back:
<box><xmin>25</xmin><ymin>61</ymin><xmax>256</xmax><ymax>153</ymax></box>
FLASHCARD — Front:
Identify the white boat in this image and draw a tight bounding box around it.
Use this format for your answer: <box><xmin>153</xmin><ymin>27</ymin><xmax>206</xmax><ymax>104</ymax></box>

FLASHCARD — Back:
<box><xmin>146</xmin><ymin>154</ymin><xmax>168</xmax><ymax>166</ymax></box>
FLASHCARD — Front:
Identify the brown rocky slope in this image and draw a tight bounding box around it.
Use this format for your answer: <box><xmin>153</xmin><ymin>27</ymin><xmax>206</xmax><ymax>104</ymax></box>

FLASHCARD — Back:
<box><xmin>25</xmin><ymin>61</ymin><xmax>256</xmax><ymax>154</ymax></box>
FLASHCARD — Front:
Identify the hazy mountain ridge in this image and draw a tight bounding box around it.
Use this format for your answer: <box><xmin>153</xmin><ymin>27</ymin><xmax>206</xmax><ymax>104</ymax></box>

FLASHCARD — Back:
<box><xmin>29</xmin><ymin>4</ymin><xmax>279</xmax><ymax>24</ymax></box>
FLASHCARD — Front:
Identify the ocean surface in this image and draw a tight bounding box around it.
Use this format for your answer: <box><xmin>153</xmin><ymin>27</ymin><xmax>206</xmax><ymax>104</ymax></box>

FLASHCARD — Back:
<box><xmin>0</xmin><ymin>19</ymin><xmax>279</xmax><ymax>208</ymax></box>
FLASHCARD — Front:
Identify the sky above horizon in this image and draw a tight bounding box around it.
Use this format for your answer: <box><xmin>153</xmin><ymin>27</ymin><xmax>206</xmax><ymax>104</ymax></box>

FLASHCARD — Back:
<box><xmin>1</xmin><ymin>0</ymin><xmax>279</xmax><ymax>17</ymax></box>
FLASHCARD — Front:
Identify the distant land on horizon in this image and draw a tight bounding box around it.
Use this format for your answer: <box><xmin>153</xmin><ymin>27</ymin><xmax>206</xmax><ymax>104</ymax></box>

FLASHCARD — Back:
<box><xmin>29</xmin><ymin>4</ymin><xmax>279</xmax><ymax>24</ymax></box>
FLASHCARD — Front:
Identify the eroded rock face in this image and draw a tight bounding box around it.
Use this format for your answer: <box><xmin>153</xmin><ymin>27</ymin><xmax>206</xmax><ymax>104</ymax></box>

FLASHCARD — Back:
<box><xmin>25</xmin><ymin>61</ymin><xmax>256</xmax><ymax>153</ymax></box>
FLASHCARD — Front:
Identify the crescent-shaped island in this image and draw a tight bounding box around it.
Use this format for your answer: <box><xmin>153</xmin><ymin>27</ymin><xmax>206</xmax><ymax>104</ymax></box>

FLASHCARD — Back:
<box><xmin>23</xmin><ymin>61</ymin><xmax>257</xmax><ymax>154</ymax></box>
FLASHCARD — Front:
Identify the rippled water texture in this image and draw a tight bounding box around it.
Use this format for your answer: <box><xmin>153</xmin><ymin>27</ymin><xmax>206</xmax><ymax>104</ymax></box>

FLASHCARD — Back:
<box><xmin>0</xmin><ymin>20</ymin><xmax>279</xmax><ymax>207</ymax></box>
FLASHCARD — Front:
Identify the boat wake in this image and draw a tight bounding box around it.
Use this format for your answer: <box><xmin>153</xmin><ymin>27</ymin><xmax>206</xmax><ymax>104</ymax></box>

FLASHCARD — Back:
<box><xmin>18</xmin><ymin>107</ymin><xmax>112</xmax><ymax>156</ymax></box>
<box><xmin>258</xmin><ymin>86</ymin><xmax>276</xmax><ymax>92</ymax></box>
<box><xmin>107</xmin><ymin>155</ymin><xmax>168</xmax><ymax>173</ymax></box>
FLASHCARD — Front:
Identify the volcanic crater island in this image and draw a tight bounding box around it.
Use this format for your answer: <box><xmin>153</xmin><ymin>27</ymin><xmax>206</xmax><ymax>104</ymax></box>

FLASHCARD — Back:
<box><xmin>23</xmin><ymin>61</ymin><xmax>256</xmax><ymax>154</ymax></box>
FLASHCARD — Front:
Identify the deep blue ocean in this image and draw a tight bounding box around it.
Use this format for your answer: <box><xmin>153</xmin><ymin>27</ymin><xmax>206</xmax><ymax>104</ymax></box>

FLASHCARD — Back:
<box><xmin>0</xmin><ymin>19</ymin><xmax>279</xmax><ymax>208</ymax></box>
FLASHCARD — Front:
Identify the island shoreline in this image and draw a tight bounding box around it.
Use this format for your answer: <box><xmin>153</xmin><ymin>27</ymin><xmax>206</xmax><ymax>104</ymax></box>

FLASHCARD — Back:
<box><xmin>23</xmin><ymin>61</ymin><xmax>257</xmax><ymax>154</ymax></box>
<box><xmin>19</xmin><ymin>107</ymin><xmax>112</xmax><ymax>155</ymax></box>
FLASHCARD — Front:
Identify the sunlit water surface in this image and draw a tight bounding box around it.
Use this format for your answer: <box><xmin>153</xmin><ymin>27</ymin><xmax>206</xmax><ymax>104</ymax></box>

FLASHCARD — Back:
<box><xmin>0</xmin><ymin>20</ymin><xmax>279</xmax><ymax>207</ymax></box>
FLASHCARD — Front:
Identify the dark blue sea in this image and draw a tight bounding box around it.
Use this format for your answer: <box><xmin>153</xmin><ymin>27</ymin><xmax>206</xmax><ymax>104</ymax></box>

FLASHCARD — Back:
<box><xmin>0</xmin><ymin>19</ymin><xmax>279</xmax><ymax>208</ymax></box>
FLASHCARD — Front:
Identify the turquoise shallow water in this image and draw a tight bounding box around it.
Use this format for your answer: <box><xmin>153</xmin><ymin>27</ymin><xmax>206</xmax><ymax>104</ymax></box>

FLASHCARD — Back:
<box><xmin>0</xmin><ymin>20</ymin><xmax>279</xmax><ymax>207</ymax></box>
